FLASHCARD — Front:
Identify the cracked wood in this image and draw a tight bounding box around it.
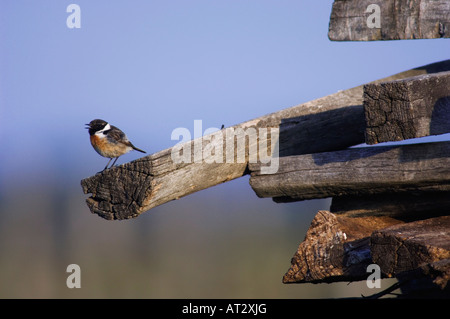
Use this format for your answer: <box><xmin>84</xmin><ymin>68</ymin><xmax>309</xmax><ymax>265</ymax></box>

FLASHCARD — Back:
<box><xmin>371</xmin><ymin>215</ymin><xmax>450</xmax><ymax>285</ymax></box>
<box><xmin>283</xmin><ymin>210</ymin><xmax>401</xmax><ymax>283</ymax></box>
<box><xmin>364</xmin><ymin>70</ymin><xmax>450</xmax><ymax>144</ymax></box>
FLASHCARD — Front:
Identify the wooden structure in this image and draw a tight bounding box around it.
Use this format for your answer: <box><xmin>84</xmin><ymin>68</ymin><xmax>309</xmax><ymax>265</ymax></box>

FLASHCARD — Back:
<box><xmin>81</xmin><ymin>1</ymin><xmax>450</xmax><ymax>297</ymax></box>
<box><xmin>81</xmin><ymin>60</ymin><xmax>450</xmax><ymax>220</ymax></box>
<box><xmin>328</xmin><ymin>0</ymin><xmax>450</xmax><ymax>41</ymax></box>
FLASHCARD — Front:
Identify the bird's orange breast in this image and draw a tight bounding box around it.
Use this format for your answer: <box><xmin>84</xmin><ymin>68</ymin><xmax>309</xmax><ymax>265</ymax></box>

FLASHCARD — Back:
<box><xmin>90</xmin><ymin>134</ymin><xmax>131</xmax><ymax>158</ymax></box>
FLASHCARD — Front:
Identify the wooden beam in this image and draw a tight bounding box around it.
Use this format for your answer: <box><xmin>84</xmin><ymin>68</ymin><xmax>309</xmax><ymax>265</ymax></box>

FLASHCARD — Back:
<box><xmin>283</xmin><ymin>210</ymin><xmax>401</xmax><ymax>283</ymax></box>
<box><xmin>81</xmin><ymin>60</ymin><xmax>450</xmax><ymax>220</ymax></box>
<box><xmin>328</xmin><ymin>0</ymin><xmax>450</xmax><ymax>41</ymax></box>
<box><xmin>330</xmin><ymin>192</ymin><xmax>450</xmax><ymax>220</ymax></box>
<box><xmin>371</xmin><ymin>216</ymin><xmax>450</xmax><ymax>278</ymax></box>
<box><xmin>364</xmin><ymin>71</ymin><xmax>450</xmax><ymax>145</ymax></box>
<box><xmin>249</xmin><ymin>141</ymin><xmax>450</xmax><ymax>202</ymax></box>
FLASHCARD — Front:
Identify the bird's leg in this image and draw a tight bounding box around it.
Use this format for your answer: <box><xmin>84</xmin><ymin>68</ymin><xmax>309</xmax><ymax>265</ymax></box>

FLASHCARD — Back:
<box><xmin>110</xmin><ymin>157</ymin><xmax>119</xmax><ymax>168</ymax></box>
<box><xmin>103</xmin><ymin>158</ymin><xmax>113</xmax><ymax>171</ymax></box>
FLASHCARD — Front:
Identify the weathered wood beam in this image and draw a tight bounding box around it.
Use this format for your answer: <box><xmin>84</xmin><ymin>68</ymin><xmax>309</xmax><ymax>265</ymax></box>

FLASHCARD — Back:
<box><xmin>364</xmin><ymin>71</ymin><xmax>450</xmax><ymax>145</ymax></box>
<box><xmin>249</xmin><ymin>141</ymin><xmax>450</xmax><ymax>202</ymax></box>
<box><xmin>371</xmin><ymin>216</ymin><xmax>450</xmax><ymax>286</ymax></box>
<box><xmin>330</xmin><ymin>192</ymin><xmax>450</xmax><ymax>220</ymax></box>
<box><xmin>283</xmin><ymin>210</ymin><xmax>401</xmax><ymax>283</ymax></box>
<box><xmin>328</xmin><ymin>0</ymin><xmax>450</xmax><ymax>41</ymax></box>
<box><xmin>81</xmin><ymin>60</ymin><xmax>450</xmax><ymax>220</ymax></box>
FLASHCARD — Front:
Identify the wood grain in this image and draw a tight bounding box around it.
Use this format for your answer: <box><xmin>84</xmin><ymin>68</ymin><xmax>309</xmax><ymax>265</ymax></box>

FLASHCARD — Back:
<box><xmin>283</xmin><ymin>210</ymin><xmax>401</xmax><ymax>283</ymax></box>
<box><xmin>364</xmin><ymin>71</ymin><xmax>450</xmax><ymax>144</ymax></box>
<box><xmin>328</xmin><ymin>0</ymin><xmax>450</xmax><ymax>41</ymax></box>
<box><xmin>250</xmin><ymin>141</ymin><xmax>450</xmax><ymax>202</ymax></box>
<box><xmin>371</xmin><ymin>216</ymin><xmax>450</xmax><ymax>276</ymax></box>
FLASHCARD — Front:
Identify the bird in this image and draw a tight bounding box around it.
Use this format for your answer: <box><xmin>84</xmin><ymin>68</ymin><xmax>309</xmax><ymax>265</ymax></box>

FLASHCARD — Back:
<box><xmin>86</xmin><ymin>119</ymin><xmax>146</xmax><ymax>171</ymax></box>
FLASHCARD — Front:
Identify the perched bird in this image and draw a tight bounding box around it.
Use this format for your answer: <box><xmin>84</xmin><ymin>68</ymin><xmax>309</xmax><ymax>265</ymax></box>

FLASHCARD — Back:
<box><xmin>86</xmin><ymin>119</ymin><xmax>146</xmax><ymax>171</ymax></box>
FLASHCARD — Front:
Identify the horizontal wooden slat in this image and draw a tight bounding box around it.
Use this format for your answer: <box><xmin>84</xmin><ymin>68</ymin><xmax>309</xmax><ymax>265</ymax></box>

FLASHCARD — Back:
<box><xmin>249</xmin><ymin>142</ymin><xmax>450</xmax><ymax>202</ymax></box>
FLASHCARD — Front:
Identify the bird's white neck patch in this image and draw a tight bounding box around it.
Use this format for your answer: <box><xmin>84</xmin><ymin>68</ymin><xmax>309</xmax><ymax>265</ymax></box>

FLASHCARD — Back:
<box><xmin>95</xmin><ymin>123</ymin><xmax>111</xmax><ymax>136</ymax></box>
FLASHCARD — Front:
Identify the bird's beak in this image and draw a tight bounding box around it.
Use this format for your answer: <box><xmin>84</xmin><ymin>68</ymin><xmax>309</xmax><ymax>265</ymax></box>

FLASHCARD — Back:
<box><xmin>85</xmin><ymin>124</ymin><xmax>91</xmax><ymax>129</ymax></box>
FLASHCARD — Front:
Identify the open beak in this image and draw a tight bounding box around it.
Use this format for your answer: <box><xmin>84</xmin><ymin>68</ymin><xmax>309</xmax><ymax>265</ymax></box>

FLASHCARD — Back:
<box><xmin>85</xmin><ymin>124</ymin><xmax>91</xmax><ymax>129</ymax></box>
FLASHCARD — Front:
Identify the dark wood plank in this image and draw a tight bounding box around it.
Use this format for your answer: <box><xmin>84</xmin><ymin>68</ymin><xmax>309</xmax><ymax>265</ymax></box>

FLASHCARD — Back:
<box><xmin>364</xmin><ymin>71</ymin><xmax>450</xmax><ymax>144</ymax></box>
<box><xmin>328</xmin><ymin>0</ymin><xmax>450</xmax><ymax>41</ymax></box>
<box><xmin>279</xmin><ymin>104</ymin><xmax>365</xmax><ymax>157</ymax></box>
<box><xmin>283</xmin><ymin>210</ymin><xmax>401</xmax><ymax>283</ymax></box>
<box><xmin>371</xmin><ymin>216</ymin><xmax>450</xmax><ymax>277</ymax></box>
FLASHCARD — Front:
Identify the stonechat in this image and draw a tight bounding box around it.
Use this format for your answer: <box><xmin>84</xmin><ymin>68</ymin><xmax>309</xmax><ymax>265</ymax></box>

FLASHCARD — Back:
<box><xmin>86</xmin><ymin>119</ymin><xmax>146</xmax><ymax>171</ymax></box>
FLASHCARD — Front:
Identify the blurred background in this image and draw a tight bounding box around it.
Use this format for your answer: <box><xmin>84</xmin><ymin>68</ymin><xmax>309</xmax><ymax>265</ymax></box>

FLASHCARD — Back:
<box><xmin>0</xmin><ymin>0</ymin><xmax>449</xmax><ymax>298</ymax></box>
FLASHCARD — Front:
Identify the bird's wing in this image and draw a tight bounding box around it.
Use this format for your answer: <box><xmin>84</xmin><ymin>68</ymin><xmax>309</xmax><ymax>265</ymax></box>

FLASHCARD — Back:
<box><xmin>106</xmin><ymin>125</ymin><xmax>129</xmax><ymax>144</ymax></box>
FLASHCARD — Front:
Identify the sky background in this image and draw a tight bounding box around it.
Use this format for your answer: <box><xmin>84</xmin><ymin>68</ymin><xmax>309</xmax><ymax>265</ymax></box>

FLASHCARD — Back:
<box><xmin>0</xmin><ymin>0</ymin><xmax>449</xmax><ymax>298</ymax></box>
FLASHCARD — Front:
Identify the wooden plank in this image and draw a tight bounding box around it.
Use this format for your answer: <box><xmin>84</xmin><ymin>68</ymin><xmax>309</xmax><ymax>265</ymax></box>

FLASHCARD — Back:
<box><xmin>364</xmin><ymin>71</ymin><xmax>450</xmax><ymax>144</ymax></box>
<box><xmin>330</xmin><ymin>192</ymin><xmax>450</xmax><ymax>220</ymax></box>
<box><xmin>283</xmin><ymin>210</ymin><xmax>401</xmax><ymax>283</ymax></box>
<box><xmin>249</xmin><ymin>141</ymin><xmax>450</xmax><ymax>202</ymax></box>
<box><xmin>371</xmin><ymin>216</ymin><xmax>450</xmax><ymax>278</ymax></box>
<box><xmin>81</xmin><ymin>60</ymin><xmax>450</xmax><ymax>220</ymax></box>
<box><xmin>328</xmin><ymin>0</ymin><xmax>450</xmax><ymax>41</ymax></box>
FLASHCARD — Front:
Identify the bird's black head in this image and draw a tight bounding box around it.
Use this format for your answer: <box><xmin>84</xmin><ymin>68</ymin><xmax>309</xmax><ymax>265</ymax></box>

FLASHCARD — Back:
<box><xmin>85</xmin><ymin>119</ymin><xmax>108</xmax><ymax>136</ymax></box>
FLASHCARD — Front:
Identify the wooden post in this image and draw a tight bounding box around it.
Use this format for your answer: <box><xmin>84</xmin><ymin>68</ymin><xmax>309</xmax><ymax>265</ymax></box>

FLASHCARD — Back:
<box><xmin>328</xmin><ymin>0</ymin><xmax>450</xmax><ymax>41</ymax></box>
<box><xmin>364</xmin><ymin>71</ymin><xmax>450</xmax><ymax>144</ymax></box>
<box><xmin>81</xmin><ymin>60</ymin><xmax>450</xmax><ymax>220</ymax></box>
